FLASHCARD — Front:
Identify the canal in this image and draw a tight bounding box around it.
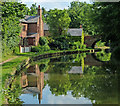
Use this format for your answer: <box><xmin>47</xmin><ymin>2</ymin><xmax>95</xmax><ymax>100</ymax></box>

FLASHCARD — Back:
<box><xmin>9</xmin><ymin>51</ymin><xmax>120</xmax><ymax>104</ymax></box>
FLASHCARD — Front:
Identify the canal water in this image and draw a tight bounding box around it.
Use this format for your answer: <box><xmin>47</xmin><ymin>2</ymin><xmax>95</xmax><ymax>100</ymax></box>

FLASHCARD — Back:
<box><xmin>11</xmin><ymin>51</ymin><xmax>120</xmax><ymax>104</ymax></box>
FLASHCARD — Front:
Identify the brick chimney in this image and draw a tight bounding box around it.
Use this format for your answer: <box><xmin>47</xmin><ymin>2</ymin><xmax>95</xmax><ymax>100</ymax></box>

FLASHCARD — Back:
<box><xmin>38</xmin><ymin>5</ymin><xmax>44</xmax><ymax>37</ymax></box>
<box><xmin>38</xmin><ymin>5</ymin><xmax>41</xmax><ymax>16</ymax></box>
<box><xmin>80</xmin><ymin>24</ymin><xmax>82</xmax><ymax>28</ymax></box>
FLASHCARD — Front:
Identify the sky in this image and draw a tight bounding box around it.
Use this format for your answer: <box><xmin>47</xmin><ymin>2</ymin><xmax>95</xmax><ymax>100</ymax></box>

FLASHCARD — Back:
<box><xmin>20</xmin><ymin>0</ymin><xmax>93</xmax><ymax>10</ymax></box>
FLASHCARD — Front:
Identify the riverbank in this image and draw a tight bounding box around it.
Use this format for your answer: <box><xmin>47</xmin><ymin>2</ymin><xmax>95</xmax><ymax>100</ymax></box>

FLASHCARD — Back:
<box><xmin>1</xmin><ymin>48</ymin><xmax>101</xmax><ymax>104</ymax></box>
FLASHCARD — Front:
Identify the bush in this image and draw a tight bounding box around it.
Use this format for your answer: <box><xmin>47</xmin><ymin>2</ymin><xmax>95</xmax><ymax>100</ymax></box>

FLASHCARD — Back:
<box><xmin>31</xmin><ymin>46</ymin><xmax>41</xmax><ymax>52</ymax></box>
<box><xmin>81</xmin><ymin>44</ymin><xmax>86</xmax><ymax>49</ymax></box>
<box><xmin>31</xmin><ymin>44</ymin><xmax>50</xmax><ymax>52</ymax></box>
<box><xmin>14</xmin><ymin>47</ymin><xmax>20</xmax><ymax>54</ymax></box>
<box><xmin>39</xmin><ymin>37</ymin><xmax>49</xmax><ymax>46</ymax></box>
<box><xmin>48</xmin><ymin>36</ymin><xmax>70</xmax><ymax>50</ymax></box>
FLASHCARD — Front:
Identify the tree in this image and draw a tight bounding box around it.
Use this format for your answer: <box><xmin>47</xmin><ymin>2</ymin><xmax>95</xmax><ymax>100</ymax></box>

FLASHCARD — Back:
<box><xmin>47</xmin><ymin>9</ymin><xmax>71</xmax><ymax>36</ymax></box>
<box><xmin>68</xmin><ymin>1</ymin><xmax>95</xmax><ymax>35</ymax></box>
<box><xmin>42</xmin><ymin>7</ymin><xmax>47</xmax><ymax>22</ymax></box>
<box><xmin>91</xmin><ymin>2</ymin><xmax>120</xmax><ymax>50</ymax></box>
<box><xmin>29</xmin><ymin>3</ymin><xmax>38</xmax><ymax>16</ymax></box>
<box><xmin>1</xmin><ymin>2</ymin><xmax>28</xmax><ymax>56</ymax></box>
<box><xmin>1</xmin><ymin>2</ymin><xmax>28</xmax><ymax>18</ymax></box>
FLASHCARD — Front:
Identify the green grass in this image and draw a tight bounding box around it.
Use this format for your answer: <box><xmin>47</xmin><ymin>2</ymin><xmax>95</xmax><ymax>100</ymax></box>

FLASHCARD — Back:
<box><xmin>2</xmin><ymin>55</ymin><xmax>16</xmax><ymax>62</ymax></box>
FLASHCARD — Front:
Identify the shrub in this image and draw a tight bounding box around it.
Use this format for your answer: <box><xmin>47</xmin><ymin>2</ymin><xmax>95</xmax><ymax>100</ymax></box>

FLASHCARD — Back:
<box><xmin>31</xmin><ymin>46</ymin><xmax>41</xmax><ymax>52</ymax></box>
<box><xmin>48</xmin><ymin>36</ymin><xmax>70</xmax><ymax>50</ymax></box>
<box><xmin>31</xmin><ymin>44</ymin><xmax>50</xmax><ymax>52</ymax></box>
<box><xmin>39</xmin><ymin>37</ymin><xmax>49</xmax><ymax>46</ymax></box>
<box><xmin>81</xmin><ymin>44</ymin><xmax>86</xmax><ymax>49</ymax></box>
<box><xmin>74</xmin><ymin>41</ymin><xmax>81</xmax><ymax>50</ymax></box>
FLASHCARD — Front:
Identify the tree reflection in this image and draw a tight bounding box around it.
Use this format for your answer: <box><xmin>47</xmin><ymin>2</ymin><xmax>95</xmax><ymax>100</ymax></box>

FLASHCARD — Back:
<box><xmin>47</xmin><ymin>74</ymin><xmax>71</xmax><ymax>96</ymax></box>
<box><xmin>94</xmin><ymin>49</ymin><xmax>111</xmax><ymax>62</ymax></box>
<box><xmin>46</xmin><ymin>52</ymin><xmax>119</xmax><ymax>104</ymax></box>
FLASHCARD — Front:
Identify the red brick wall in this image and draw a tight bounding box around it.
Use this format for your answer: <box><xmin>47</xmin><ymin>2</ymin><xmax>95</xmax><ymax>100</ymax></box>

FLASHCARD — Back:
<box><xmin>20</xmin><ymin>23</ymin><xmax>28</xmax><ymax>37</ymax></box>
<box><xmin>27</xmin><ymin>23</ymin><xmax>37</xmax><ymax>34</ymax></box>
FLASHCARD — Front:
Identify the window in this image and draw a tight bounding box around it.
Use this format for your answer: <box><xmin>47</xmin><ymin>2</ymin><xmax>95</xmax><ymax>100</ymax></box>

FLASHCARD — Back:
<box><xmin>23</xmin><ymin>25</ymin><xmax>26</xmax><ymax>31</ymax></box>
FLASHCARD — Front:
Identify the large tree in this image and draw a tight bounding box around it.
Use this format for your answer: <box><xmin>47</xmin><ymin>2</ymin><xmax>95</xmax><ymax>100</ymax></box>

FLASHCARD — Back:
<box><xmin>47</xmin><ymin>9</ymin><xmax>71</xmax><ymax>36</ymax></box>
<box><xmin>1</xmin><ymin>2</ymin><xmax>28</xmax><ymax>56</ymax></box>
<box><xmin>91</xmin><ymin>2</ymin><xmax>120</xmax><ymax>50</ymax></box>
<box><xmin>2</xmin><ymin>2</ymin><xmax>28</xmax><ymax>18</ymax></box>
<box><xmin>68</xmin><ymin>1</ymin><xmax>95</xmax><ymax>35</ymax></box>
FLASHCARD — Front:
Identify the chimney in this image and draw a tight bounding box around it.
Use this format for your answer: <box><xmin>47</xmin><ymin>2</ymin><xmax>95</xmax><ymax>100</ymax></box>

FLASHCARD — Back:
<box><xmin>38</xmin><ymin>5</ymin><xmax>44</xmax><ymax>37</ymax></box>
<box><xmin>38</xmin><ymin>5</ymin><xmax>41</xmax><ymax>16</ymax></box>
<box><xmin>80</xmin><ymin>24</ymin><xmax>82</xmax><ymax>28</ymax></box>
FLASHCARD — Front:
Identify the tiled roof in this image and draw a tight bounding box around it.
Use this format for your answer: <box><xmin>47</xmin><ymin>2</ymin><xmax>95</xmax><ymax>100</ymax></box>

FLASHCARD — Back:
<box><xmin>67</xmin><ymin>28</ymin><xmax>82</xmax><ymax>36</ymax></box>
<box><xmin>20</xmin><ymin>15</ymin><xmax>39</xmax><ymax>23</ymax></box>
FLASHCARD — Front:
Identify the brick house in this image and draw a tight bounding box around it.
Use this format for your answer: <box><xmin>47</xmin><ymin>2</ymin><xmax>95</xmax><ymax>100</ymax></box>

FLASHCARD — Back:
<box><xmin>19</xmin><ymin>5</ymin><xmax>83</xmax><ymax>53</ymax></box>
<box><xmin>19</xmin><ymin>5</ymin><xmax>44</xmax><ymax>53</ymax></box>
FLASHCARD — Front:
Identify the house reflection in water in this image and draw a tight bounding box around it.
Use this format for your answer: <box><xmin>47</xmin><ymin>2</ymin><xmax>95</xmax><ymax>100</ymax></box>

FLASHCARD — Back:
<box><xmin>21</xmin><ymin>64</ymin><xmax>44</xmax><ymax>104</ymax></box>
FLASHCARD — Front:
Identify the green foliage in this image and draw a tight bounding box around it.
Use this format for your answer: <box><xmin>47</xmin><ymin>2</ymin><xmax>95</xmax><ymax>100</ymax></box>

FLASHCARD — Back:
<box><xmin>31</xmin><ymin>46</ymin><xmax>41</xmax><ymax>52</ymax></box>
<box><xmin>39</xmin><ymin>37</ymin><xmax>49</xmax><ymax>46</ymax></box>
<box><xmin>48</xmin><ymin>74</ymin><xmax>71</xmax><ymax>96</ymax></box>
<box><xmin>29</xmin><ymin>3</ymin><xmax>38</xmax><ymax>16</ymax></box>
<box><xmin>38</xmin><ymin>60</ymin><xmax>49</xmax><ymax>72</ymax></box>
<box><xmin>2</xmin><ymin>16</ymin><xmax>21</xmax><ymax>56</ymax></box>
<box><xmin>42</xmin><ymin>7</ymin><xmax>48</xmax><ymax>22</ymax></box>
<box><xmin>31</xmin><ymin>44</ymin><xmax>50</xmax><ymax>52</ymax></box>
<box><xmin>3</xmin><ymin>76</ymin><xmax>23</xmax><ymax>104</ymax></box>
<box><xmin>32</xmin><ymin>37</ymin><xmax>50</xmax><ymax>52</ymax></box>
<box><xmin>68</xmin><ymin>1</ymin><xmax>95</xmax><ymax>35</ymax></box>
<box><xmin>1</xmin><ymin>2</ymin><xmax>28</xmax><ymax>18</ymax></box>
<box><xmin>1</xmin><ymin>2</ymin><xmax>29</xmax><ymax>56</ymax></box>
<box><xmin>47</xmin><ymin>36</ymin><xmax>70</xmax><ymax>50</ymax></box>
<box><xmin>91</xmin><ymin>2</ymin><xmax>120</xmax><ymax>49</ymax></box>
<box><xmin>46</xmin><ymin>53</ymin><xmax>118</xmax><ymax>103</ymax></box>
<box><xmin>74</xmin><ymin>41</ymin><xmax>81</xmax><ymax>50</ymax></box>
<box><xmin>47</xmin><ymin>9</ymin><xmax>71</xmax><ymax>36</ymax></box>
<box><xmin>95</xmin><ymin>40</ymin><xmax>106</xmax><ymax>48</ymax></box>
<box><xmin>81</xmin><ymin>44</ymin><xmax>87</xmax><ymax>49</ymax></box>
<box><xmin>95</xmin><ymin>50</ymin><xmax>111</xmax><ymax>61</ymax></box>
<box><xmin>47</xmin><ymin>35</ymin><xmax>85</xmax><ymax>50</ymax></box>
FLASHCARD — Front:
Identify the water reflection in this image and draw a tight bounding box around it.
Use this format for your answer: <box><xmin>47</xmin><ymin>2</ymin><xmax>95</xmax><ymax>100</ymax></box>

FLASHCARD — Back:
<box><xmin>18</xmin><ymin>51</ymin><xmax>120</xmax><ymax>104</ymax></box>
<box><xmin>20</xmin><ymin>64</ymin><xmax>44</xmax><ymax>104</ymax></box>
